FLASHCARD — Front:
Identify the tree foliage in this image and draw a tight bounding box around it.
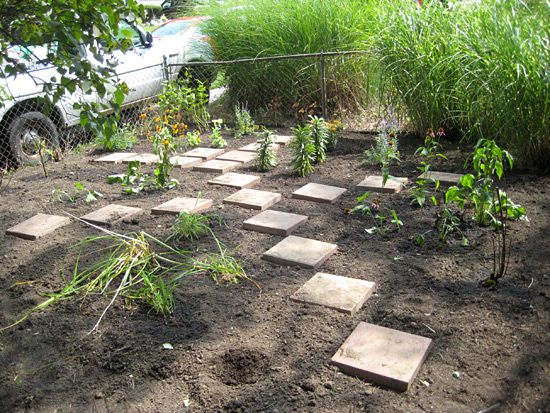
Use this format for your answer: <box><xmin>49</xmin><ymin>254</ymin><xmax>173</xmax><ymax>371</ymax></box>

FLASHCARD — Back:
<box><xmin>0</xmin><ymin>0</ymin><xmax>143</xmax><ymax>139</ymax></box>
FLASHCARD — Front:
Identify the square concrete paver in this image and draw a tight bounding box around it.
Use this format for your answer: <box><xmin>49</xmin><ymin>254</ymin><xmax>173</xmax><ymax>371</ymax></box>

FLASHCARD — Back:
<box><xmin>223</xmin><ymin>189</ymin><xmax>282</xmax><ymax>211</ymax></box>
<box><xmin>331</xmin><ymin>322</ymin><xmax>432</xmax><ymax>392</ymax></box>
<box><xmin>151</xmin><ymin>197</ymin><xmax>213</xmax><ymax>216</ymax></box>
<box><xmin>243</xmin><ymin>210</ymin><xmax>308</xmax><ymax>236</ymax></box>
<box><xmin>290</xmin><ymin>273</ymin><xmax>376</xmax><ymax>316</ymax></box>
<box><xmin>122</xmin><ymin>153</ymin><xmax>159</xmax><ymax>164</ymax></box>
<box><xmin>262</xmin><ymin>235</ymin><xmax>337</xmax><ymax>269</ymax></box>
<box><xmin>93</xmin><ymin>152</ymin><xmax>136</xmax><ymax>164</ymax></box>
<box><xmin>184</xmin><ymin>147</ymin><xmax>225</xmax><ymax>160</ymax></box>
<box><xmin>193</xmin><ymin>159</ymin><xmax>241</xmax><ymax>174</ymax></box>
<box><xmin>356</xmin><ymin>175</ymin><xmax>409</xmax><ymax>194</ymax></box>
<box><xmin>275</xmin><ymin>135</ymin><xmax>294</xmax><ymax>145</ymax></box>
<box><xmin>80</xmin><ymin>204</ymin><xmax>143</xmax><ymax>227</ymax></box>
<box><xmin>239</xmin><ymin>142</ymin><xmax>279</xmax><ymax>152</ymax></box>
<box><xmin>417</xmin><ymin>170</ymin><xmax>463</xmax><ymax>186</ymax></box>
<box><xmin>170</xmin><ymin>156</ymin><xmax>202</xmax><ymax>168</ymax></box>
<box><xmin>208</xmin><ymin>173</ymin><xmax>261</xmax><ymax>189</ymax></box>
<box><xmin>292</xmin><ymin>183</ymin><xmax>347</xmax><ymax>204</ymax></box>
<box><xmin>216</xmin><ymin>150</ymin><xmax>256</xmax><ymax>164</ymax></box>
<box><xmin>6</xmin><ymin>214</ymin><xmax>71</xmax><ymax>240</ymax></box>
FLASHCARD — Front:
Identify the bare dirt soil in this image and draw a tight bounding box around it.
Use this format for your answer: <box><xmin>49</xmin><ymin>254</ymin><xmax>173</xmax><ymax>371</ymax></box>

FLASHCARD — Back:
<box><xmin>0</xmin><ymin>130</ymin><xmax>549</xmax><ymax>412</ymax></box>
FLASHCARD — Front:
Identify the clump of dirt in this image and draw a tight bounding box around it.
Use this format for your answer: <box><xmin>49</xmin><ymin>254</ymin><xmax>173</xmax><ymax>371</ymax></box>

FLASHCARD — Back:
<box><xmin>217</xmin><ymin>348</ymin><xmax>270</xmax><ymax>386</ymax></box>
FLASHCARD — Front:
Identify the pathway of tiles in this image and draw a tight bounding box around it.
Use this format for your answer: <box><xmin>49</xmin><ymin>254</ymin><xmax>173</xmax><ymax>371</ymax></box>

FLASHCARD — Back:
<box><xmin>9</xmin><ymin>140</ymin><xmax>441</xmax><ymax>391</ymax></box>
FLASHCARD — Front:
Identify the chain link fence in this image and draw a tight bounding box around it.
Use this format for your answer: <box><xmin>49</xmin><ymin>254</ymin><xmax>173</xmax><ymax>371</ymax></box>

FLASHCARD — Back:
<box><xmin>0</xmin><ymin>51</ymin><xmax>375</xmax><ymax>171</ymax></box>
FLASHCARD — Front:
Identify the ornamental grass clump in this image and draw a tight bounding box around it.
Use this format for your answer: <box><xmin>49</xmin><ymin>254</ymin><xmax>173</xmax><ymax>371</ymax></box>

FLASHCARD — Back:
<box><xmin>1</xmin><ymin>230</ymin><xmax>192</xmax><ymax>333</ymax></box>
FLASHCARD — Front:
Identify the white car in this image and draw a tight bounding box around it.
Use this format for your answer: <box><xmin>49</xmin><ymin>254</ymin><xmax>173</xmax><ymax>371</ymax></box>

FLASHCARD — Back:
<box><xmin>0</xmin><ymin>20</ymin><xmax>211</xmax><ymax>165</ymax></box>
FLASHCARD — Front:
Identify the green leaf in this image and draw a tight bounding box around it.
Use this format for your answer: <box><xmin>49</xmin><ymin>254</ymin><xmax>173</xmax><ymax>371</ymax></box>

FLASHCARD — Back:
<box><xmin>114</xmin><ymin>89</ymin><xmax>125</xmax><ymax>106</ymax></box>
<box><xmin>74</xmin><ymin>182</ymin><xmax>84</xmax><ymax>190</ymax></box>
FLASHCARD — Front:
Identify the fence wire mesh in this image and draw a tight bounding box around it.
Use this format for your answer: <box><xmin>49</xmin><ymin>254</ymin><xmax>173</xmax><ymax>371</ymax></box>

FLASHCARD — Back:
<box><xmin>0</xmin><ymin>52</ymin><xmax>373</xmax><ymax>171</ymax></box>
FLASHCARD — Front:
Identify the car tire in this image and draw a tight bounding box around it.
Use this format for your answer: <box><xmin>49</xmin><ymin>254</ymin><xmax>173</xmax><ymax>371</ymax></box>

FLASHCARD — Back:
<box><xmin>8</xmin><ymin>111</ymin><xmax>60</xmax><ymax>165</ymax></box>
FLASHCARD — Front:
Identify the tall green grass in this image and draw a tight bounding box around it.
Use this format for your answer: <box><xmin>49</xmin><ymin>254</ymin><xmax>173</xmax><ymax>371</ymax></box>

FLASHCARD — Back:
<box><xmin>202</xmin><ymin>0</ymin><xmax>375</xmax><ymax>119</ymax></box>
<box><xmin>202</xmin><ymin>0</ymin><xmax>550</xmax><ymax>165</ymax></box>
<box><xmin>373</xmin><ymin>0</ymin><xmax>550</xmax><ymax>165</ymax></box>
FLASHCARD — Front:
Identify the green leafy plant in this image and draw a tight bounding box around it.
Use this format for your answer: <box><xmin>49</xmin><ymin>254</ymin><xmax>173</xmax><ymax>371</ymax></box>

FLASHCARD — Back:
<box><xmin>352</xmin><ymin>192</ymin><xmax>403</xmax><ymax>236</ymax></box>
<box><xmin>150</xmin><ymin>123</ymin><xmax>180</xmax><ymax>189</ymax></box>
<box><xmin>210</xmin><ymin>118</ymin><xmax>226</xmax><ymax>148</ymax></box>
<box><xmin>49</xmin><ymin>182</ymin><xmax>102</xmax><ymax>203</ymax></box>
<box><xmin>234</xmin><ymin>103</ymin><xmax>255</xmax><ymax>138</ymax></box>
<box><xmin>409</xmin><ymin>128</ymin><xmax>447</xmax><ymax>207</ymax></box>
<box><xmin>254</xmin><ymin>128</ymin><xmax>278</xmax><ymax>172</ymax></box>
<box><xmin>436</xmin><ymin>207</ymin><xmax>468</xmax><ymax>245</ymax></box>
<box><xmin>158</xmin><ymin>73</ymin><xmax>210</xmax><ymax>132</ymax></box>
<box><xmin>308</xmin><ymin>115</ymin><xmax>329</xmax><ymax>163</ymax></box>
<box><xmin>95</xmin><ymin>122</ymin><xmax>138</xmax><ymax>152</ymax></box>
<box><xmin>290</xmin><ymin>125</ymin><xmax>315</xmax><ymax>177</ymax></box>
<box><xmin>364</xmin><ymin>130</ymin><xmax>399</xmax><ymax>166</ymax></box>
<box><xmin>445</xmin><ymin>138</ymin><xmax>526</xmax><ymax>226</ymax></box>
<box><xmin>326</xmin><ymin>119</ymin><xmax>342</xmax><ymax>151</ymax></box>
<box><xmin>186</xmin><ymin>129</ymin><xmax>201</xmax><ymax>149</ymax></box>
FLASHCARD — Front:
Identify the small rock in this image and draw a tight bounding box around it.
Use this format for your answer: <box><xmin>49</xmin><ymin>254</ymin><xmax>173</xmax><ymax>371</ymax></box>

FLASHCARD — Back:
<box><xmin>323</xmin><ymin>381</ymin><xmax>333</xmax><ymax>390</ymax></box>
<box><xmin>95</xmin><ymin>393</ymin><xmax>104</xmax><ymax>399</ymax></box>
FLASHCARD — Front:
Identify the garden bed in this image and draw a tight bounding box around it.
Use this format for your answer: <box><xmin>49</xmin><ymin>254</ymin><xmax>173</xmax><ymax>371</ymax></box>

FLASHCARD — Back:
<box><xmin>0</xmin><ymin>130</ymin><xmax>549</xmax><ymax>412</ymax></box>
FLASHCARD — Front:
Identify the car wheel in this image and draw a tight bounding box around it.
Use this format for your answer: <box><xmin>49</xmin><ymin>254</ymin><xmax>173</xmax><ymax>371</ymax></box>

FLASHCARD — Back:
<box><xmin>8</xmin><ymin>111</ymin><xmax>60</xmax><ymax>165</ymax></box>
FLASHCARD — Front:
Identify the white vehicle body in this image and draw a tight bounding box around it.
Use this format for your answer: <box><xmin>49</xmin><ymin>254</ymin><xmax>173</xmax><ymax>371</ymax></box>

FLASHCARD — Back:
<box><xmin>0</xmin><ymin>20</ymin><xmax>212</xmax><ymax>164</ymax></box>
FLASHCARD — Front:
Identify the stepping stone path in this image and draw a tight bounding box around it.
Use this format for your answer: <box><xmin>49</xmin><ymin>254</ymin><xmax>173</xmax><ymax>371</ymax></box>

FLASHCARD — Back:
<box><xmin>170</xmin><ymin>156</ymin><xmax>202</xmax><ymax>168</ymax></box>
<box><xmin>184</xmin><ymin>147</ymin><xmax>225</xmax><ymax>160</ymax></box>
<box><xmin>151</xmin><ymin>197</ymin><xmax>213</xmax><ymax>216</ymax></box>
<box><xmin>193</xmin><ymin>159</ymin><xmax>241</xmax><ymax>174</ymax></box>
<box><xmin>239</xmin><ymin>142</ymin><xmax>279</xmax><ymax>152</ymax></box>
<box><xmin>290</xmin><ymin>272</ymin><xmax>376</xmax><ymax>316</ymax></box>
<box><xmin>330</xmin><ymin>322</ymin><xmax>432</xmax><ymax>392</ymax></box>
<box><xmin>6</xmin><ymin>213</ymin><xmax>71</xmax><ymax>240</ymax></box>
<box><xmin>275</xmin><ymin>135</ymin><xmax>293</xmax><ymax>145</ymax></box>
<box><xmin>292</xmin><ymin>183</ymin><xmax>347</xmax><ymax>204</ymax></box>
<box><xmin>93</xmin><ymin>152</ymin><xmax>136</xmax><ymax>164</ymax></box>
<box><xmin>243</xmin><ymin>210</ymin><xmax>308</xmax><ymax>236</ymax></box>
<box><xmin>216</xmin><ymin>150</ymin><xmax>257</xmax><ymax>164</ymax></box>
<box><xmin>12</xmin><ymin>129</ymin><xmax>434</xmax><ymax>393</ymax></box>
<box><xmin>122</xmin><ymin>153</ymin><xmax>159</xmax><ymax>164</ymax></box>
<box><xmin>356</xmin><ymin>175</ymin><xmax>409</xmax><ymax>194</ymax></box>
<box><xmin>208</xmin><ymin>173</ymin><xmax>261</xmax><ymax>189</ymax></box>
<box><xmin>80</xmin><ymin>204</ymin><xmax>143</xmax><ymax>227</ymax></box>
<box><xmin>418</xmin><ymin>170</ymin><xmax>463</xmax><ymax>186</ymax></box>
<box><xmin>223</xmin><ymin>189</ymin><xmax>282</xmax><ymax>211</ymax></box>
<box><xmin>262</xmin><ymin>235</ymin><xmax>337</xmax><ymax>269</ymax></box>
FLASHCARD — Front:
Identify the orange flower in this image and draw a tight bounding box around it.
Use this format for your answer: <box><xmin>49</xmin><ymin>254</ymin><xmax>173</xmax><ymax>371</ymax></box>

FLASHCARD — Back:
<box><xmin>334</xmin><ymin>120</ymin><xmax>340</xmax><ymax>125</ymax></box>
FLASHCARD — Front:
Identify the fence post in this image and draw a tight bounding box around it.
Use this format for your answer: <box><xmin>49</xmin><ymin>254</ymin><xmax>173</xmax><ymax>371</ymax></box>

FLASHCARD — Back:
<box><xmin>320</xmin><ymin>52</ymin><xmax>327</xmax><ymax>120</ymax></box>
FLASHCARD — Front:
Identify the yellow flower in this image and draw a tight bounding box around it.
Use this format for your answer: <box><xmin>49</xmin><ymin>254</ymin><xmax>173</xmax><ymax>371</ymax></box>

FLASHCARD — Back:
<box><xmin>253</xmin><ymin>125</ymin><xmax>259</xmax><ymax>130</ymax></box>
<box><xmin>148</xmin><ymin>106</ymin><xmax>154</xmax><ymax>111</ymax></box>
<box><xmin>166</xmin><ymin>109</ymin><xmax>172</xmax><ymax>114</ymax></box>
<box><xmin>427</xmin><ymin>128</ymin><xmax>433</xmax><ymax>133</ymax></box>
<box><xmin>155</xmin><ymin>117</ymin><xmax>161</xmax><ymax>123</ymax></box>
<box><xmin>156</xmin><ymin>125</ymin><xmax>162</xmax><ymax>132</ymax></box>
<box><xmin>197</xmin><ymin>137</ymin><xmax>201</xmax><ymax>143</ymax></box>
<box><xmin>139</xmin><ymin>113</ymin><xmax>147</xmax><ymax>118</ymax></box>
<box><xmin>183</xmin><ymin>124</ymin><xmax>188</xmax><ymax>129</ymax></box>
<box><xmin>148</xmin><ymin>136</ymin><xmax>153</xmax><ymax>142</ymax></box>
<box><xmin>389</xmin><ymin>132</ymin><xmax>396</xmax><ymax>138</ymax></box>
<box><xmin>162</xmin><ymin>139</ymin><xmax>169</xmax><ymax>145</ymax></box>
<box><xmin>388</xmin><ymin>141</ymin><xmax>394</xmax><ymax>147</ymax></box>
